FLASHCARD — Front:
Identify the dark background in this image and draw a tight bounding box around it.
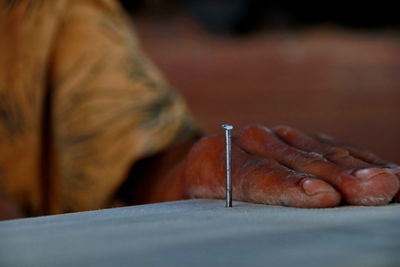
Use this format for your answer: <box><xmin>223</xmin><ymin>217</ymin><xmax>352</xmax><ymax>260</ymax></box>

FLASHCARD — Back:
<box><xmin>120</xmin><ymin>0</ymin><xmax>400</xmax><ymax>162</ymax></box>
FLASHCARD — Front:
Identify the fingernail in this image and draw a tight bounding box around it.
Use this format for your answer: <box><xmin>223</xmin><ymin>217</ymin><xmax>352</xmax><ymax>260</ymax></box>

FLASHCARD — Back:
<box><xmin>302</xmin><ymin>179</ymin><xmax>335</xmax><ymax>196</ymax></box>
<box><xmin>354</xmin><ymin>168</ymin><xmax>393</xmax><ymax>180</ymax></box>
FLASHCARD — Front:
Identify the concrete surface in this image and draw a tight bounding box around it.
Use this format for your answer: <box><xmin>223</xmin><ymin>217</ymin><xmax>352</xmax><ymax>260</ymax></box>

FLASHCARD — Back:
<box><xmin>1</xmin><ymin>199</ymin><xmax>400</xmax><ymax>267</ymax></box>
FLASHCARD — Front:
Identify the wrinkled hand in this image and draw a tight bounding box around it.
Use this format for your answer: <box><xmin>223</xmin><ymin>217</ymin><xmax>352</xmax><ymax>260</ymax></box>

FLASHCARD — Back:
<box><xmin>182</xmin><ymin>125</ymin><xmax>400</xmax><ymax>208</ymax></box>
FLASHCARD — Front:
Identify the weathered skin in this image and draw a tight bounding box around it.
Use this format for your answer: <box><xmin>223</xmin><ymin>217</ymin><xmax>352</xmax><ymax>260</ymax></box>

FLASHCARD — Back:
<box><xmin>145</xmin><ymin>125</ymin><xmax>400</xmax><ymax>208</ymax></box>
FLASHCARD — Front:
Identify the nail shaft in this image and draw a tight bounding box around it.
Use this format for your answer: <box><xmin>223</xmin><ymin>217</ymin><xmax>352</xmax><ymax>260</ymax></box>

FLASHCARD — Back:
<box><xmin>221</xmin><ymin>124</ymin><xmax>233</xmax><ymax>207</ymax></box>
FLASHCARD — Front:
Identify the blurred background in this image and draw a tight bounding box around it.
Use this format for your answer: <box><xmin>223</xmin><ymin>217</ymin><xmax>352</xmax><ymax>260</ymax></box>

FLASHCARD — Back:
<box><xmin>121</xmin><ymin>0</ymin><xmax>400</xmax><ymax>162</ymax></box>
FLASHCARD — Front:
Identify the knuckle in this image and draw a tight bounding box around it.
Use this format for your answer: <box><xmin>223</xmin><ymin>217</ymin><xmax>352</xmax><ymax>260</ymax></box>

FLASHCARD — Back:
<box><xmin>303</xmin><ymin>152</ymin><xmax>325</xmax><ymax>165</ymax></box>
<box><xmin>273</xmin><ymin>125</ymin><xmax>293</xmax><ymax>135</ymax></box>
<box><xmin>288</xmin><ymin>152</ymin><xmax>326</xmax><ymax>169</ymax></box>
<box><xmin>324</xmin><ymin>147</ymin><xmax>350</xmax><ymax>161</ymax></box>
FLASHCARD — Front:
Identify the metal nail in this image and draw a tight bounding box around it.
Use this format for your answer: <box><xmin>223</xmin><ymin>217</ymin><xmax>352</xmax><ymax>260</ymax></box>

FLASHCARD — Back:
<box><xmin>221</xmin><ymin>124</ymin><xmax>233</xmax><ymax>208</ymax></box>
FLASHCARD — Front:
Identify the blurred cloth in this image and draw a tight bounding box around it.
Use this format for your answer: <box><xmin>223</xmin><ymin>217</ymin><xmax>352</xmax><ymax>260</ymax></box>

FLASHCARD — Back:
<box><xmin>0</xmin><ymin>0</ymin><xmax>196</xmax><ymax>216</ymax></box>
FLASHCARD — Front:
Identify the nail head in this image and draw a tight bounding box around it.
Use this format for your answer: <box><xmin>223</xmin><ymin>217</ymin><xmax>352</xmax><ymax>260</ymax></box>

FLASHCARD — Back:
<box><xmin>221</xmin><ymin>124</ymin><xmax>233</xmax><ymax>130</ymax></box>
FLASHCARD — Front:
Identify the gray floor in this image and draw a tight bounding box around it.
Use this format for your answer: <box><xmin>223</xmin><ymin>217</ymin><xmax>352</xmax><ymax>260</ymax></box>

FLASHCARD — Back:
<box><xmin>1</xmin><ymin>199</ymin><xmax>400</xmax><ymax>267</ymax></box>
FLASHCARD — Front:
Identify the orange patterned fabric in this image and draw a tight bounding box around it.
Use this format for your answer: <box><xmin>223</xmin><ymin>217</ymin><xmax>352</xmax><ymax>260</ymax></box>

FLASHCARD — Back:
<box><xmin>0</xmin><ymin>0</ymin><xmax>197</xmax><ymax>215</ymax></box>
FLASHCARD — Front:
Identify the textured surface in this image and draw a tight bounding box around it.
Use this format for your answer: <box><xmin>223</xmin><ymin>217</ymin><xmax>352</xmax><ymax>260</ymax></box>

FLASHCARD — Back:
<box><xmin>1</xmin><ymin>199</ymin><xmax>400</xmax><ymax>267</ymax></box>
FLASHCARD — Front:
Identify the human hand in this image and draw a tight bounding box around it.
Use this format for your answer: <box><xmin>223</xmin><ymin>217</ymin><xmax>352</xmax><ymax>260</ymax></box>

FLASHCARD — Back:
<box><xmin>182</xmin><ymin>125</ymin><xmax>400</xmax><ymax>208</ymax></box>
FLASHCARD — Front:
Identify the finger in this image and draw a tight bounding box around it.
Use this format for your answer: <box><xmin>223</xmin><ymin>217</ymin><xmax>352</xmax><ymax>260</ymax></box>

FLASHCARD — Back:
<box><xmin>313</xmin><ymin>132</ymin><xmax>400</xmax><ymax>203</ymax></box>
<box><xmin>234</xmin><ymin>124</ymin><xmax>399</xmax><ymax>206</ymax></box>
<box><xmin>184</xmin><ymin>135</ymin><xmax>341</xmax><ymax>208</ymax></box>
<box><xmin>313</xmin><ymin>133</ymin><xmax>394</xmax><ymax>167</ymax></box>
<box><xmin>273</xmin><ymin>125</ymin><xmax>370</xmax><ymax>168</ymax></box>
